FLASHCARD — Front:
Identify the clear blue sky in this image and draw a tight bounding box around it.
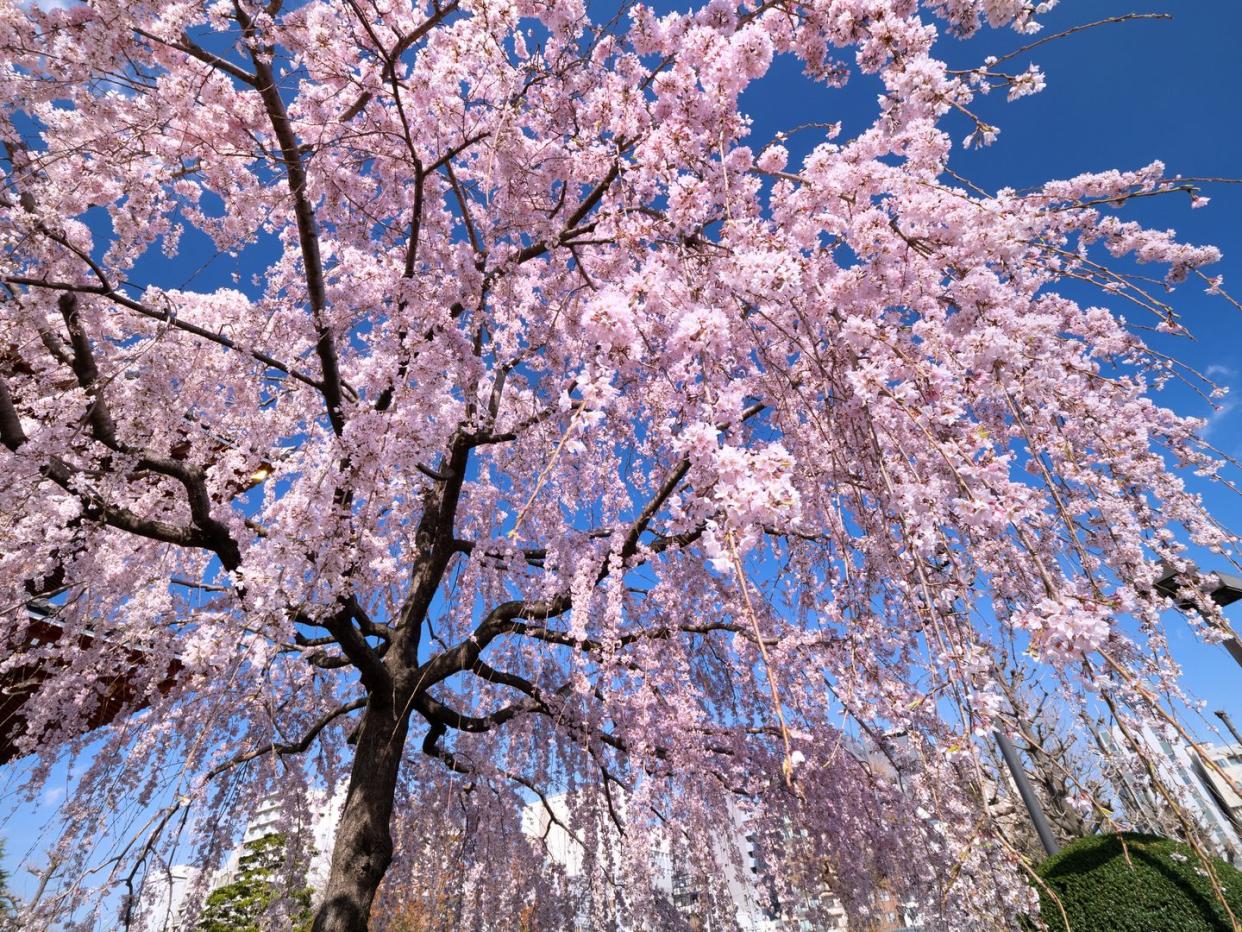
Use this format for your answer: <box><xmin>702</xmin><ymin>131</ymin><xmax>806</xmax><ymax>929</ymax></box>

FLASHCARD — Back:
<box><xmin>6</xmin><ymin>0</ymin><xmax>1242</xmax><ymax>912</ymax></box>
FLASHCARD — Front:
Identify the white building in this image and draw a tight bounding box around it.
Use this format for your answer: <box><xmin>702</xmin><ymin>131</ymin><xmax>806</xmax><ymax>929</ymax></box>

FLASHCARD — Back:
<box><xmin>1196</xmin><ymin>742</ymin><xmax>1242</xmax><ymax>839</ymax></box>
<box><xmin>136</xmin><ymin>787</ymin><xmax>345</xmax><ymax>931</ymax></box>
<box><xmin>1113</xmin><ymin>724</ymin><xmax>1242</xmax><ymax>865</ymax></box>
<box><xmin>134</xmin><ymin>865</ymin><xmax>201</xmax><ymax>932</ymax></box>
<box><xmin>519</xmin><ymin>791</ymin><xmax>848</xmax><ymax>931</ymax></box>
<box><xmin>142</xmin><ymin>783</ymin><xmax>855</xmax><ymax>931</ymax></box>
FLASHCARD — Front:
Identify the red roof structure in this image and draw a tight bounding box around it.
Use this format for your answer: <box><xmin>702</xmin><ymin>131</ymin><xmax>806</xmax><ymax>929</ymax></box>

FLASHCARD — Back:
<box><xmin>0</xmin><ymin>601</ymin><xmax>182</xmax><ymax>764</ymax></box>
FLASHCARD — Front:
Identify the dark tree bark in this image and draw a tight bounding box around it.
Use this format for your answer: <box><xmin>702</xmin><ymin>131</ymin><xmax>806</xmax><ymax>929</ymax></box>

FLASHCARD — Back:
<box><xmin>312</xmin><ymin>701</ymin><xmax>410</xmax><ymax>931</ymax></box>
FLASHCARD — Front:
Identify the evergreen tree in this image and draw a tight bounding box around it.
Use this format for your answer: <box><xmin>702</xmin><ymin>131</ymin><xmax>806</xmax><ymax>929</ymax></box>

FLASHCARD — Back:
<box><xmin>195</xmin><ymin>834</ymin><xmax>311</xmax><ymax>932</ymax></box>
<box><xmin>0</xmin><ymin>840</ymin><xmax>18</xmax><ymax>930</ymax></box>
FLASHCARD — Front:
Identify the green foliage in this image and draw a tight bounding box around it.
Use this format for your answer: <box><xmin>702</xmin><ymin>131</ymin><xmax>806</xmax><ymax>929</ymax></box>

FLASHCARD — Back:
<box><xmin>195</xmin><ymin>833</ymin><xmax>312</xmax><ymax>932</ymax></box>
<box><xmin>1031</xmin><ymin>832</ymin><xmax>1242</xmax><ymax>931</ymax></box>
<box><xmin>0</xmin><ymin>839</ymin><xmax>18</xmax><ymax>930</ymax></box>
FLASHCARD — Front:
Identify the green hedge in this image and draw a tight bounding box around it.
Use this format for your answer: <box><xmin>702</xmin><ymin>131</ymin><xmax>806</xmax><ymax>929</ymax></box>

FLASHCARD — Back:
<box><xmin>1032</xmin><ymin>833</ymin><xmax>1242</xmax><ymax>931</ymax></box>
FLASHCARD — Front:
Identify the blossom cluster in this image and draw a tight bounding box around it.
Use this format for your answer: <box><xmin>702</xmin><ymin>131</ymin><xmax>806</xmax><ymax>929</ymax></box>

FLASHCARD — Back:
<box><xmin>0</xmin><ymin>0</ymin><xmax>1234</xmax><ymax>928</ymax></box>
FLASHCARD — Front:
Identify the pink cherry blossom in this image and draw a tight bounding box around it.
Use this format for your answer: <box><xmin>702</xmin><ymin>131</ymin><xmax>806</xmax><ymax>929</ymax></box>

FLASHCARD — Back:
<box><xmin>0</xmin><ymin>1</ymin><xmax>1238</xmax><ymax>930</ymax></box>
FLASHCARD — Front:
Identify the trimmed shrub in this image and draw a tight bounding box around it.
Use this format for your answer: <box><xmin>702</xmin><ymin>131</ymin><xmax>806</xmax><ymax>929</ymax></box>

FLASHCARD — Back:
<box><xmin>1032</xmin><ymin>832</ymin><xmax>1242</xmax><ymax>931</ymax></box>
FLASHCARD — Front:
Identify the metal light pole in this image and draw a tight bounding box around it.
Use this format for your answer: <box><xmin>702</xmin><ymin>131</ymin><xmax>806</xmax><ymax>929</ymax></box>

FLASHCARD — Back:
<box><xmin>996</xmin><ymin>730</ymin><xmax>1060</xmax><ymax>856</ymax></box>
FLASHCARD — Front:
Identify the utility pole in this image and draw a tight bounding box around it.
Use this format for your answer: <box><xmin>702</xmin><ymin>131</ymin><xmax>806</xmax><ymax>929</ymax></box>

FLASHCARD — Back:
<box><xmin>996</xmin><ymin>731</ymin><xmax>1060</xmax><ymax>856</ymax></box>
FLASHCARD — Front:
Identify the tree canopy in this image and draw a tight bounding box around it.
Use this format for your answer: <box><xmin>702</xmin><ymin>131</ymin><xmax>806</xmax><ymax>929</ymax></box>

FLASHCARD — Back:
<box><xmin>1</xmin><ymin>0</ymin><xmax>1240</xmax><ymax>929</ymax></box>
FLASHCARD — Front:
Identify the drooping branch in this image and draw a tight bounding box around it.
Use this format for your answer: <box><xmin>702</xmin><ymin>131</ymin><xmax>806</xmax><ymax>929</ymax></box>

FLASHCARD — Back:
<box><xmin>206</xmin><ymin>697</ymin><xmax>369</xmax><ymax>779</ymax></box>
<box><xmin>1</xmin><ymin>370</ymin><xmax>223</xmax><ymax>552</ymax></box>
<box><xmin>409</xmin><ymin>446</ymin><xmax>712</xmax><ymax>691</ymax></box>
<box><xmin>2</xmin><ymin>131</ymin><xmax>336</xmax><ymax>397</ymax></box>
<box><xmin>413</xmin><ymin>690</ymin><xmax>541</xmax><ymax>734</ymax></box>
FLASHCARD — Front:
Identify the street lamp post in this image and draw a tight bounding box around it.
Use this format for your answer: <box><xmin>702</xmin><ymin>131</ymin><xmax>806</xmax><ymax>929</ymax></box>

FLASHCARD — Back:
<box><xmin>995</xmin><ymin>730</ymin><xmax>1060</xmax><ymax>856</ymax></box>
<box><xmin>1155</xmin><ymin>566</ymin><xmax>1242</xmax><ymax>669</ymax></box>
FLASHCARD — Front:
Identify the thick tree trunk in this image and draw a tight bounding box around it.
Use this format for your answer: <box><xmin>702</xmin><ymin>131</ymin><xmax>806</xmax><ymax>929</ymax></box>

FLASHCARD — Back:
<box><xmin>312</xmin><ymin>702</ymin><xmax>409</xmax><ymax>931</ymax></box>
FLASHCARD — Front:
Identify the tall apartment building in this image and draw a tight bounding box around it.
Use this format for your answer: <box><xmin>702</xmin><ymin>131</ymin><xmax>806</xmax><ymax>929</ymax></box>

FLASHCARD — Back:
<box><xmin>136</xmin><ymin>788</ymin><xmax>344</xmax><ymax>931</ymax></box>
<box><xmin>519</xmin><ymin>791</ymin><xmax>851</xmax><ymax>931</ymax></box>
<box><xmin>1111</xmin><ymin>723</ymin><xmax>1242</xmax><ymax>865</ymax></box>
<box><xmin>1196</xmin><ymin>742</ymin><xmax>1242</xmax><ymax>840</ymax></box>
<box><xmin>140</xmin><ymin>780</ymin><xmax>926</xmax><ymax>930</ymax></box>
